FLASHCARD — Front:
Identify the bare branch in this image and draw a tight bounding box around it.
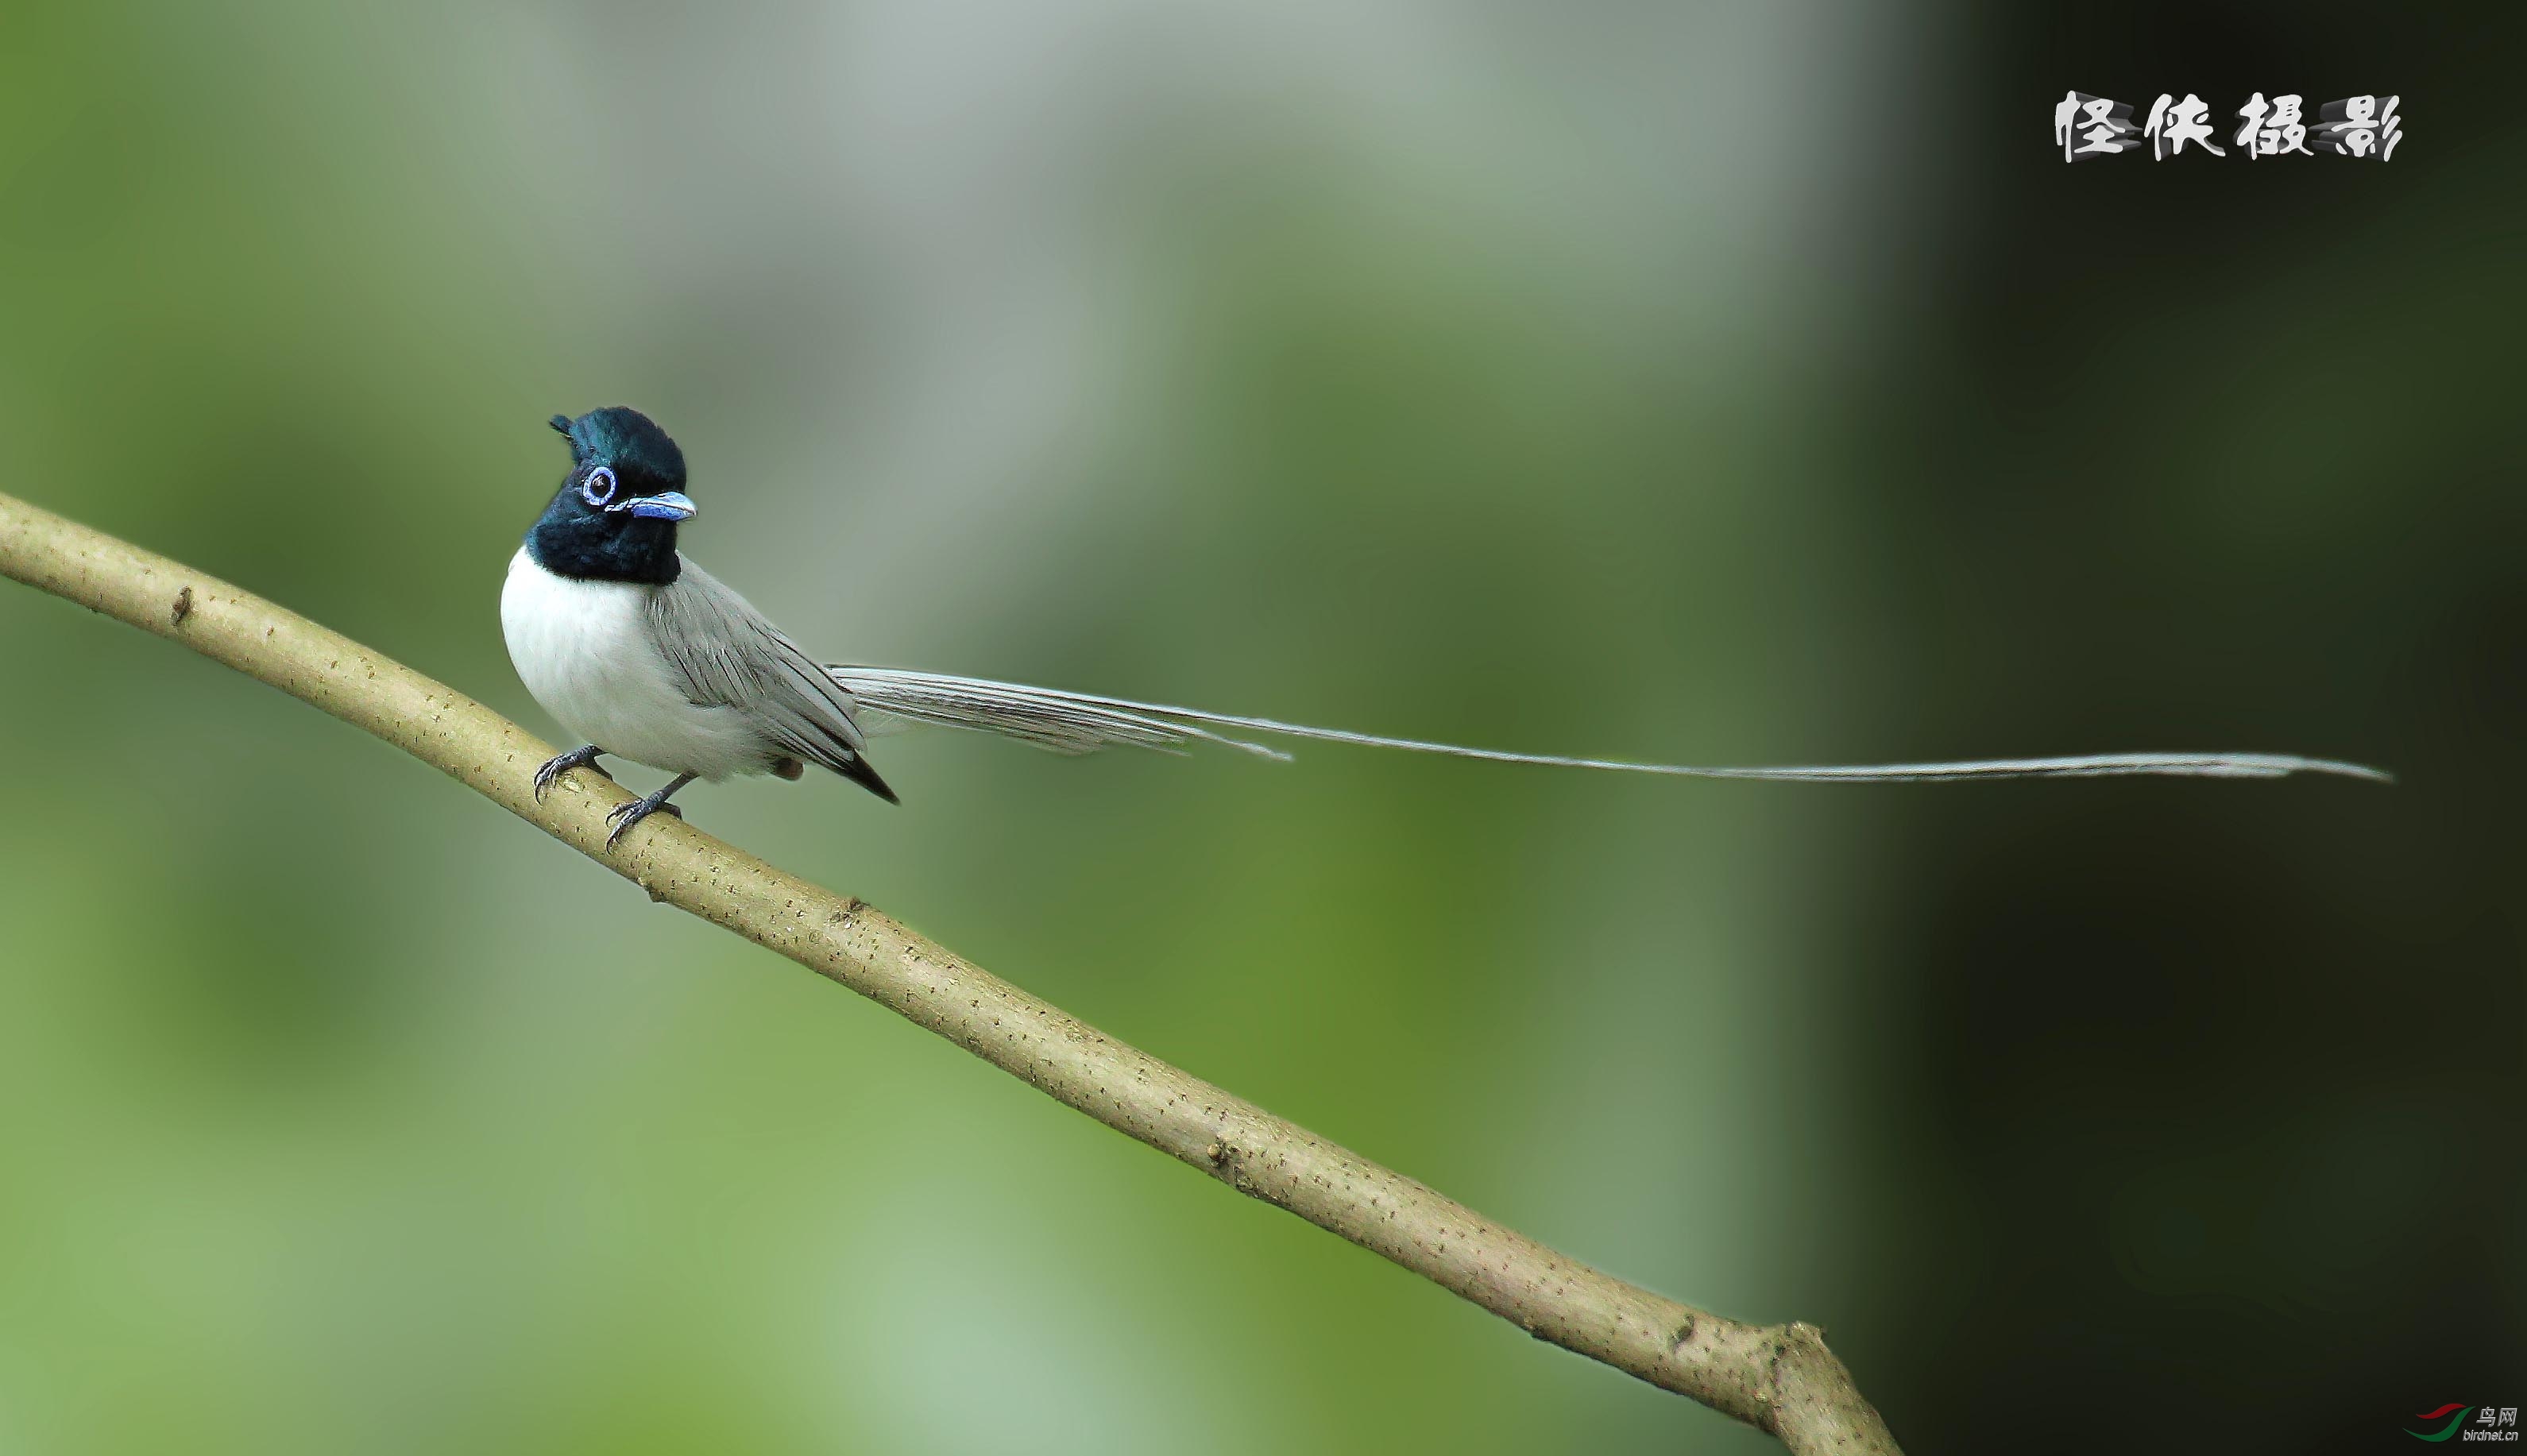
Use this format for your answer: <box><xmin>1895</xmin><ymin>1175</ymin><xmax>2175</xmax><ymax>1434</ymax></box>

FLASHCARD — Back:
<box><xmin>0</xmin><ymin>490</ymin><xmax>1901</xmax><ymax>1454</ymax></box>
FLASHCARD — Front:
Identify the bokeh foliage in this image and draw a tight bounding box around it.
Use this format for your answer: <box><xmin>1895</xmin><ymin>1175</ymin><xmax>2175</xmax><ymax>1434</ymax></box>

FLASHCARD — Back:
<box><xmin>1</xmin><ymin>3</ymin><xmax>2517</xmax><ymax>1453</ymax></box>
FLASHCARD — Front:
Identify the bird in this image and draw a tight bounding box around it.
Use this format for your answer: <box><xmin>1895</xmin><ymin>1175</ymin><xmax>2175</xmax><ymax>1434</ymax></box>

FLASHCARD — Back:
<box><xmin>502</xmin><ymin>406</ymin><xmax>2388</xmax><ymax>850</ymax></box>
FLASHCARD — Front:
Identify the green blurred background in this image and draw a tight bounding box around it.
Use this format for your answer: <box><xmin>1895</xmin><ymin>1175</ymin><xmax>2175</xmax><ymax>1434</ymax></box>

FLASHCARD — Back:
<box><xmin>1</xmin><ymin>2</ymin><xmax>2517</xmax><ymax>1452</ymax></box>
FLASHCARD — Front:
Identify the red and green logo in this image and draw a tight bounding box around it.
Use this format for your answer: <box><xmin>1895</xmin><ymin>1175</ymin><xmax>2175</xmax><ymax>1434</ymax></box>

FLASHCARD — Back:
<box><xmin>2410</xmin><ymin>1405</ymin><xmax>2476</xmax><ymax>1442</ymax></box>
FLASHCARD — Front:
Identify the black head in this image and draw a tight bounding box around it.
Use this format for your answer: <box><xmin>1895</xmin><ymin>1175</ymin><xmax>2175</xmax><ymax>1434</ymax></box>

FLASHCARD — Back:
<box><xmin>524</xmin><ymin>407</ymin><xmax>697</xmax><ymax>584</ymax></box>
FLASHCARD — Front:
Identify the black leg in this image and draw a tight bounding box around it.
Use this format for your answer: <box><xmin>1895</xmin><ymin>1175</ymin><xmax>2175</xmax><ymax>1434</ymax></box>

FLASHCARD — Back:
<box><xmin>605</xmin><ymin>773</ymin><xmax>697</xmax><ymax>850</ymax></box>
<box><xmin>533</xmin><ymin>743</ymin><xmax>613</xmax><ymax>801</ymax></box>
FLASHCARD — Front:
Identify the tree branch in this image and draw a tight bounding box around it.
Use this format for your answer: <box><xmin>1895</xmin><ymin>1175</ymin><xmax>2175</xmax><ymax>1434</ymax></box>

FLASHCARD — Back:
<box><xmin>0</xmin><ymin>489</ymin><xmax>1901</xmax><ymax>1454</ymax></box>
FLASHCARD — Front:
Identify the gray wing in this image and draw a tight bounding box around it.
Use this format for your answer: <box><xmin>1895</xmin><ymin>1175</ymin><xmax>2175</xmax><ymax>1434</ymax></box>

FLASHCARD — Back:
<box><xmin>825</xmin><ymin>666</ymin><xmax>2391</xmax><ymax>785</ymax></box>
<box><xmin>649</xmin><ymin>561</ymin><xmax>892</xmax><ymax>794</ymax></box>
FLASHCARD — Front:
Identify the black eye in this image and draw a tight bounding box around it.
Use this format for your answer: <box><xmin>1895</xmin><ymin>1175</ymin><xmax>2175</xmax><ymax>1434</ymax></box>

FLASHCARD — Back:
<box><xmin>580</xmin><ymin>466</ymin><xmax>618</xmax><ymax>508</ymax></box>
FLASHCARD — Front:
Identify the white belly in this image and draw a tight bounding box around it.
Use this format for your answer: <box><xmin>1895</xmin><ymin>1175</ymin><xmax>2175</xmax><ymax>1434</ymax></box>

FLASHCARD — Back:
<box><xmin>500</xmin><ymin>548</ymin><xmax>767</xmax><ymax>780</ymax></box>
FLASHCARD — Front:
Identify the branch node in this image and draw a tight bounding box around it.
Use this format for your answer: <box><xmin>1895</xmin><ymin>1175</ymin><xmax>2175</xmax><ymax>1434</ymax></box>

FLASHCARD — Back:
<box><xmin>170</xmin><ymin>585</ymin><xmax>192</xmax><ymax>626</ymax></box>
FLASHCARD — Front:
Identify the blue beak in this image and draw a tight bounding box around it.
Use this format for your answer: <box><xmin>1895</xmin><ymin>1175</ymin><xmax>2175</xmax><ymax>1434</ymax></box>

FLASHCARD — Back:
<box><xmin>614</xmin><ymin>491</ymin><xmax>696</xmax><ymax>521</ymax></box>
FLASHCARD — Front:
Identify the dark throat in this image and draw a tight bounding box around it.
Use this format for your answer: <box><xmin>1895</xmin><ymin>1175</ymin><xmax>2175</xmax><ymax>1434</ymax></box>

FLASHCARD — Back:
<box><xmin>525</xmin><ymin>498</ymin><xmax>684</xmax><ymax>585</ymax></box>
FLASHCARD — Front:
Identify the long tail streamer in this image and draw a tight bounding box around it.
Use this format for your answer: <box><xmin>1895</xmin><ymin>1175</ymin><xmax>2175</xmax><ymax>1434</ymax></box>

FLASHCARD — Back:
<box><xmin>826</xmin><ymin>666</ymin><xmax>2389</xmax><ymax>784</ymax></box>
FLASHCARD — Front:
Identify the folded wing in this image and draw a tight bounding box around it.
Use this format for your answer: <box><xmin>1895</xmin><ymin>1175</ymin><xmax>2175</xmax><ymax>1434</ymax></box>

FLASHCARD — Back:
<box><xmin>650</xmin><ymin>562</ymin><xmax>898</xmax><ymax>801</ymax></box>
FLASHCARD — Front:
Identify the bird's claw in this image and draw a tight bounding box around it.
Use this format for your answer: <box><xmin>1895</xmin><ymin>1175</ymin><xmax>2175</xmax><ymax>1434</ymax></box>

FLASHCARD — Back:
<box><xmin>533</xmin><ymin>744</ymin><xmax>612</xmax><ymax>802</ymax></box>
<box><xmin>603</xmin><ymin>793</ymin><xmax>684</xmax><ymax>851</ymax></box>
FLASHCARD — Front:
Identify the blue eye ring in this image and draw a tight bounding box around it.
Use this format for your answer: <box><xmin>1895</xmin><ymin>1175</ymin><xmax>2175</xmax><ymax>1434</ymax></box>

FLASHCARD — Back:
<box><xmin>581</xmin><ymin>466</ymin><xmax>618</xmax><ymax>508</ymax></box>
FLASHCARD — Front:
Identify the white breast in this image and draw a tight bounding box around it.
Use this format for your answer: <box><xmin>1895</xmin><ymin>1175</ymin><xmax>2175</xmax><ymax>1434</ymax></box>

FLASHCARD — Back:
<box><xmin>500</xmin><ymin>548</ymin><xmax>768</xmax><ymax>781</ymax></box>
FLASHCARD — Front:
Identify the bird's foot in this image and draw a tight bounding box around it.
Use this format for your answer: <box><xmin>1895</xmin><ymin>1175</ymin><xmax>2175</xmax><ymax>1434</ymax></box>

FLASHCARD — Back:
<box><xmin>603</xmin><ymin>774</ymin><xmax>695</xmax><ymax>852</ymax></box>
<box><xmin>533</xmin><ymin>744</ymin><xmax>613</xmax><ymax>801</ymax></box>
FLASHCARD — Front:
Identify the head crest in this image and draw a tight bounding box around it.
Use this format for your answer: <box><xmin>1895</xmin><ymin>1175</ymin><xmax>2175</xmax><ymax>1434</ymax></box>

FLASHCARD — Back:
<box><xmin>545</xmin><ymin>407</ymin><xmax>685</xmax><ymax>486</ymax></box>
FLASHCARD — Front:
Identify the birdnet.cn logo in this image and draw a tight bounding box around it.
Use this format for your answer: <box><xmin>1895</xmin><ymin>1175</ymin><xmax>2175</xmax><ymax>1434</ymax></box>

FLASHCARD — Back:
<box><xmin>2408</xmin><ymin>1404</ymin><xmax>2520</xmax><ymax>1443</ymax></box>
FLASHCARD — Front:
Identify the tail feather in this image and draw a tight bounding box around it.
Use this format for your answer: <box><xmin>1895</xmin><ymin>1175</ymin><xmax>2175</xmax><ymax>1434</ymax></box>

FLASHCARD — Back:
<box><xmin>834</xmin><ymin>666</ymin><xmax>1290</xmax><ymax>760</ymax></box>
<box><xmin>825</xmin><ymin>666</ymin><xmax>2390</xmax><ymax>785</ymax></box>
